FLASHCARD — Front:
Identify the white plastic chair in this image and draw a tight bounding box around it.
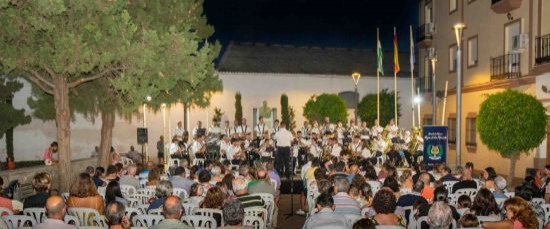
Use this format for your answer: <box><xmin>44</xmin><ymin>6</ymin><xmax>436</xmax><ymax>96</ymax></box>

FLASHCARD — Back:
<box><xmin>251</xmin><ymin>193</ymin><xmax>275</xmax><ymax>227</ymax></box>
<box><xmin>67</xmin><ymin>207</ymin><xmax>105</xmax><ymax>227</ymax></box>
<box><xmin>477</xmin><ymin>216</ymin><xmax>502</xmax><ymax>223</ymax></box>
<box><xmin>23</xmin><ymin>207</ymin><xmax>45</xmax><ymax>224</ymax></box>
<box><xmin>169</xmin><ymin>158</ymin><xmax>180</xmax><ymax>167</ymax></box>
<box><xmin>344</xmin><ymin>214</ymin><xmax>362</xmax><ymax>226</ymax></box>
<box><xmin>193</xmin><ymin>158</ymin><xmax>205</xmax><ymax>166</ymax></box>
<box><xmin>181</xmin><ymin>215</ymin><xmax>217</xmax><ymax>229</ymax></box>
<box><xmin>455</xmin><ymin>188</ymin><xmax>477</xmax><ymax>200</ymax></box>
<box><xmin>61</xmin><ymin>192</ymin><xmax>70</xmax><ymax>202</ymax></box>
<box><xmin>361</xmin><ymin>207</ymin><xmax>370</xmax><ymax>218</ymax></box>
<box><xmin>243</xmin><ymin>215</ymin><xmax>265</xmax><ymax>229</ymax></box>
<box><xmin>139</xmin><ymin>179</ymin><xmax>147</xmax><ymax>188</ymax></box>
<box><xmin>136</xmin><ymin>204</ymin><xmax>150</xmax><ymax>215</ymax></box>
<box><xmin>270</xmin><ymin>178</ymin><xmax>277</xmax><ymax>190</ymax></box>
<box><xmin>367</xmin><ymin>181</ymin><xmax>381</xmax><ymax>195</ymax></box>
<box><xmin>125</xmin><ymin>207</ymin><xmax>142</xmax><ymax>222</ymax></box>
<box><xmin>173</xmin><ymin>188</ymin><xmax>189</xmax><ymax>199</ymax></box>
<box><xmin>97</xmin><ymin>186</ymin><xmax>107</xmax><ymax>198</ymax></box>
<box><xmin>138</xmin><ymin>187</ymin><xmax>156</xmax><ymax>197</ymax></box>
<box><xmin>148</xmin><ymin>208</ymin><xmax>163</xmax><ymax>215</ymax></box>
<box><xmin>129</xmin><ymin>193</ymin><xmax>151</xmax><ymax>205</ymax></box>
<box><xmin>442</xmin><ymin>181</ymin><xmax>459</xmax><ymax>194</ymax></box>
<box><xmin>532</xmin><ymin>198</ymin><xmax>545</xmax><ymax>206</ymax></box>
<box><xmin>541</xmin><ymin>203</ymin><xmax>550</xmax><ymax>223</ymax></box>
<box><xmin>182</xmin><ymin>203</ymin><xmax>199</xmax><ymax>216</ymax></box>
<box><xmin>0</xmin><ymin>207</ymin><xmax>14</xmax><ymax>216</ymax></box>
<box><xmin>306</xmin><ymin>189</ymin><xmax>320</xmax><ymax>216</ymax></box>
<box><xmin>1</xmin><ymin>215</ymin><xmax>36</xmax><ymax>229</ymax></box>
<box><xmin>120</xmin><ymin>184</ymin><xmax>137</xmax><ymax>197</ymax></box>
<box><xmin>64</xmin><ymin>214</ymin><xmax>80</xmax><ymax>226</ymax></box>
<box><xmin>244</xmin><ymin>207</ymin><xmax>268</xmax><ymax>227</ymax></box>
<box><xmin>504</xmin><ymin>192</ymin><xmax>515</xmax><ymax>198</ymax></box>
<box><xmin>193</xmin><ymin>208</ymin><xmax>224</xmax><ymax>227</ymax></box>
<box><xmin>132</xmin><ymin>214</ymin><xmax>164</xmax><ymax>227</ymax></box>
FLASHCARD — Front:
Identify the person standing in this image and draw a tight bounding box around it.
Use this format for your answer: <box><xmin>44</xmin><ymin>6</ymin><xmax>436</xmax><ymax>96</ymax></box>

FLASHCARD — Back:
<box><xmin>156</xmin><ymin>136</ymin><xmax>164</xmax><ymax>164</ymax></box>
<box><xmin>274</xmin><ymin>122</ymin><xmax>293</xmax><ymax>179</ymax></box>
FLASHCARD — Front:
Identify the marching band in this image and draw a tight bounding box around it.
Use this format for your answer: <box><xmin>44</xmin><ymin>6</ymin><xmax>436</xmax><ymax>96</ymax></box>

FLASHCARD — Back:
<box><xmin>166</xmin><ymin>116</ymin><xmax>425</xmax><ymax>178</ymax></box>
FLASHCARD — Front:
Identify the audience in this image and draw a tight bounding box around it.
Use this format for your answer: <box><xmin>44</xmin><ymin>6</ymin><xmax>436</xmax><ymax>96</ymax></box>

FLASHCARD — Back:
<box><xmin>458</xmin><ymin>213</ymin><xmax>479</xmax><ymax>228</ymax></box>
<box><xmin>147</xmin><ymin>168</ymin><xmax>161</xmax><ymax>187</ymax></box>
<box><xmin>469</xmin><ymin>188</ymin><xmax>500</xmax><ymax>217</ymax></box>
<box><xmin>439</xmin><ymin>166</ymin><xmax>459</xmax><ymax>182</ymax></box>
<box><xmin>483</xmin><ymin>197</ymin><xmax>539</xmax><ymax>229</ymax></box>
<box><xmin>427</xmin><ymin>201</ymin><xmax>453</xmax><ymax>229</ymax></box>
<box><xmin>170</xmin><ymin>166</ymin><xmax>194</xmax><ymax>194</ymax></box>
<box><xmin>119</xmin><ymin>164</ymin><xmax>139</xmax><ymax>189</ymax></box>
<box><xmin>452</xmin><ymin>162</ymin><xmax>477</xmax><ymax>193</ymax></box>
<box><xmin>188</xmin><ymin>183</ymin><xmax>205</xmax><ymax>205</ymax></box>
<box><xmin>369</xmin><ymin>189</ymin><xmax>406</xmax><ymax>227</ymax></box>
<box><xmin>221</xmin><ymin>199</ymin><xmax>247</xmax><ymax>229</ymax></box>
<box><xmin>201</xmin><ymin>186</ymin><xmax>225</xmax><ymax>226</ymax></box>
<box><xmin>148</xmin><ymin>180</ymin><xmax>173</xmax><ymax>211</ymax></box>
<box><xmin>34</xmin><ymin>195</ymin><xmax>75</xmax><ymax>229</ymax></box>
<box><xmin>24</xmin><ymin>172</ymin><xmax>51</xmax><ymax>209</ymax></box>
<box><xmin>332</xmin><ymin>176</ymin><xmax>361</xmax><ymax>215</ymax></box>
<box><xmin>67</xmin><ymin>173</ymin><xmax>105</xmax><ymax>214</ymax></box>
<box><xmin>233</xmin><ymin>177</ymin><xmax>263</xmax><ymax>208</ymax></box>
<box><xmin>105</xmin><ymin>181</ymin><xmax>129</xmax><ymax>206</ymax></box>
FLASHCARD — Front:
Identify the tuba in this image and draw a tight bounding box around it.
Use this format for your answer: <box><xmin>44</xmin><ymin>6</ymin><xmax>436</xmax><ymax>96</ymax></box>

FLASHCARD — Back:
<box><xmin>408</xmin><ymin>127</ymin><xmax>422</xmax><ymax>154</ymax></box>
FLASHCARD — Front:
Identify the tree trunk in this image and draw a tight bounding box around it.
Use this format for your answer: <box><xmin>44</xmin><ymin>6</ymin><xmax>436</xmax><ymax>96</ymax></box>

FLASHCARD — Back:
<box><xmin>508</xmin><ymin>153</ymin><xmax>518</xmax><ymax>186</ymax></box>
<box><xmin>53</xmin><ymin>75</ymin><xmax>72</xmax><ymax>192</ymax></box>
<box><xmin>6</xmin><ymin>98</ymin><xmax>14</xmax><ymax>159</ymax></box>
<box><xmin>99</xmin><ymin>111</ymin><xmax>115</xmax><ymax>168</ymax></box>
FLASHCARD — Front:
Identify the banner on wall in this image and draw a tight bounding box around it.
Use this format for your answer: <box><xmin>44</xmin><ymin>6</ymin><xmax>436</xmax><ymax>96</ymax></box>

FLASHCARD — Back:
<box><xmin>422</xmin><ymin>126</ymin><xmax>448</xmax><ymax>165</ymax></box>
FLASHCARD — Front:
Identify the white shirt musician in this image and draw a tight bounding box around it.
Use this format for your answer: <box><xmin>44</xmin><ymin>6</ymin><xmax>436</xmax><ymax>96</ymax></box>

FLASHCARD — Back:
<box><xmin>373</xmin><ymin>135</ymin><xmax>387</xmax><ymax>153</ymax></box>
<box><xmin>220</xmin><ymin>136</ymin><xmax>231</xmax><ymax>157</ymax></box>
<box><xmin>348</xmin><ymin>119</ymin><xmax>359</xmax><ymax>136</ymax></box>
<box><xmin>192</xmin><ymin>121</ymin><xmax>206</xmax><ymax>137</ymax></box>
<box><xmin>274</xmin><ymin>125</ymin><xmax>293</xmax><ymax>147</ymax></box>
<box><xmin>271</xmin><ymin>120</ymin><xmax>281</xmax><ymax>134</ymax></box>
<box><xmin>308</xmin><ymin>136</ymin><xmax>322</xmax><ymax>158</ymax></box>
<box><xmin>168</xmin><ymin>137</ymin><xmax>180</xmax><ymax>156</ymax></box>
<box><xmin>386</xmin><ymin>119</ymin><xmax>399</xmax><ymax>139</ymax></box>
<box><xmin>371</xmin><ymin>119</ymin><xmax>384</xmax><ymax>138</ymax></box>
<box><xmin>361</xmin><ymin>147</ymin><xmax>373</xmax><ymax>159</ymax></box>
<box><xmin>322</xmin><ymin>117</ymin><xmax>334</xmax><ymax>133</ymax></box>
<box><xmin>226</xmin><ymin>139</ymin><xmax>243</xmax><ymax>161</ymax></box>
<box><xmin>191</xmin><ymin>135</ymin><xmax>206</xmax><ymax>156</ymax></box>
<box><xmin>350</xmin><ymin>136</ymin><xmax>363</xmax><ymax>154</ymax></box>
<box><xmin>222</xmin><ymin>121</ymin><xmax>233</xmax><ymax>137</ymax></box>
<box><xmin>328</xmin><ymin>138</ymin><xmax>342</xmax><ymax>158</ymax></box>
<box><xmin>310</xmin><ymin>121</ymin><xmax>321</xmax><ymax>135</ymax></box>
<box><xmin>301</xmin><ymin>121</ymin><xmax>310</xmax><ymax>139</ymax></box>
<box><xmin>335</xmin><ymin>121</ymin><xmax>345</xmax><ymax>144</ymax></box>
<box><xmin>174</xmin><ymin>121</ymin><xmax>186</xmax><ymax>138</ymax></box>
<box><xmin>255</xmin><ymin>117</ymin><xmax>268</xmax><ymax>138</ymax></box>
<box><xmin>359</xmin><ymin>121</ymin><xmax>371</xmax><ymax>140</ymax></box>
<box><xmin>208</xmin><ymin>120</ymin><xmax>221</xmax><ymax>135</ymax></box>
<box><xmin>259</xmin><ymin>133</ymin><xmax>275</xmax><ymax>158</ymax></box>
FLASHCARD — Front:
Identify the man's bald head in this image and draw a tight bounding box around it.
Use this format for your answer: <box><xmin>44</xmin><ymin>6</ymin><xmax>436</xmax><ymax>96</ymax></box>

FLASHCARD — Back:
<box><xmin>232</xmin><ymin>177</ymin><xmax>247</xmax><ymax>195</ymax></box>
<box><xmin>163</xmin><ymin>196</ymin><xmax>182</xmax><ymax>219</ymax></box>
<box><xmin>257</xmin><ymin>169</ymin><xmax>267</xmax><ymax>180</ymax></box>
<box><xmin>46</xmin><ymin>195</ymin><xmax>66</xmax><ymax>220</ymax></box>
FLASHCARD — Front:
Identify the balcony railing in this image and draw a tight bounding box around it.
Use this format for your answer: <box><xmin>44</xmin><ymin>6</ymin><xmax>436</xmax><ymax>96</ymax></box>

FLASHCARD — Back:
<box><xmin>491</xmin><ymin>0</ymin><xmax>522</xmax><ymax>14</ymax></box>
<box><xmin>416</xmin><ymin>23</ymin><xmax>434</xmax><ymax>48</ymax></box>
<box><xmin>536</xmin><ymin>34</ymin><xmax>550</xmax><ymax>65</ymax></box>
<box><xmin>418</xmin><ymin>76</ymin><xmax>432</xmax><ymax>93</ymax></box>
<box><xmin>490</xmin><ymin>53</ymin><xmax>521</xmax><ymax>80</ymax></box>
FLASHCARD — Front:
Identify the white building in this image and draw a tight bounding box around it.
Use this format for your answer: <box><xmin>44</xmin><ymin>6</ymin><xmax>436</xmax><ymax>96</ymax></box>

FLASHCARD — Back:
<box><xmin>1</xmin><ymin>42</ymin><xmax>418</xmax><ymax>162</ymax></box>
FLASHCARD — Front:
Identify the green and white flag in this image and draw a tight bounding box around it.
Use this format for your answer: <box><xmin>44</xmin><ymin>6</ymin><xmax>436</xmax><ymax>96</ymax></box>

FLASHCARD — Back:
<box><xmin>377</xmin><ymin>38</ymin><xmax>384</xmax><ymax>75</ymax></box>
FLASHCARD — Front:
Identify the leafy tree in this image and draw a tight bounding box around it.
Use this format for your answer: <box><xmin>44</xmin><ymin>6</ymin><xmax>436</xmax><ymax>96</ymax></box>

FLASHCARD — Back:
<box><xmin>281</xmin><ymin>94</ymin><xmax>290</xmax><ymax>128</ymax></box>
<box><xmin>235</xmin><ymin>93</ymin><xmax>243</xmax><ymax>125</ymax></box>
<box><xmin>0</xmin><ymin>0</ymin><xmax>219</xmax><ymax>190</ymax></box>
<box><xmin>477</xmin><ymin>89</ymin><xmax>547</xmax><ymax>184</ymax></box>
<box><xmin>358</xmin><ymin>89</ymin><xmax>401</xmax><ymax>126</ymax></box>
<box><xmin>289</xmin><ymin>106</ymin><xmax>297</xmax><ymax>132</ymax></box>
<box><xmin>213</xmin><ymin>107</ymin><xmax>224</xmax><ymax>124</ymax></box>
<box><xmin>0</xmin><ymin>78</ymin><xmax>31</xmax><ymax>159</ymax></box>
<box><xmin>303</xmin><ymin>94</ymin><xmax>347</xmax><ymax>124</ymax></box>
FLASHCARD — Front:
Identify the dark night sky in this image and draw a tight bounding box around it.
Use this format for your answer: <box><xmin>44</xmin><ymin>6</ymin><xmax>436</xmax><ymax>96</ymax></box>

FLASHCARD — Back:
<box><xmin>203</xmin><ymin>0</ymin><xmax>419</xmax><ymax>49</ymax></box>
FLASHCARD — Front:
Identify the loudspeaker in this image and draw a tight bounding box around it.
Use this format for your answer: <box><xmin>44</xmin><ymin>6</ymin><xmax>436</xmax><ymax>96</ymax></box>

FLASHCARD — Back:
<box><xmin>137</xmin><ymin>128</ymin><xmax>148</xmax><ymax>144</ymax></box>
<box><xmin>280</xmin><ymin>179</ymin><xmax>303</xmax><ymax>195</ymax></box>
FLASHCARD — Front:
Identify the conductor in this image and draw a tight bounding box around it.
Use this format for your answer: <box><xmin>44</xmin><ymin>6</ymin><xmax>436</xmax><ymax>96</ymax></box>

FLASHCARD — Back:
<box><xmin>274</xmin><ymin>122</ymin><xmax>293</xmax><ymax>179</ymax></box>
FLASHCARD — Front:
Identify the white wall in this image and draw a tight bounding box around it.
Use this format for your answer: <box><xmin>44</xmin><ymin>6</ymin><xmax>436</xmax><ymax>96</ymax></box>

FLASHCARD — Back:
<box><xmin>1</xmin><ymin>72</ymin><xmax>415</xmax><ymax>162</ymax></box>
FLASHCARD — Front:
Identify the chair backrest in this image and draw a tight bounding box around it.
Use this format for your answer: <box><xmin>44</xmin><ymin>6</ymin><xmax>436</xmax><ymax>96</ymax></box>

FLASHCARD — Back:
<box><xmin>23</xmin><ymin>207</ymin><xmax>46</xmax><ymax>224</ymax></box>
<box><xmin>182</xmin><ymin>203</ymin><xmax>199</xmax><ymax>216</ymax></box>
<box><xmin>541</xmin><ymin>203</ymin><xmax>550</xmax><ymax>223</ymax></box>
<box><xmin>67</xmin><ymin>207</ymin><xmax>103</xmax><ymax>226</ymax></box>
<box><xmin>455</xmin><ymin>188</ymin><xmax>477</xmax><ymax>200</ymax></box>
<box><xmin>173</xmin><ymin>188</ymin><xmax>189</xmax><ymax>199</ymax></box>
<box><xmin>148</xmin><ymin>208</ymin><xmax>163</xmax><ymax>215</ymax></box>
<box><xmin>250</xmin><ymin>193</ymin><xmax>274</xmax><ymax>227</ymax></box>
<box><xmin>477</xmin><ymin>216</ymin><xmax>502</xmax><ymax>223</ymax></box>
<box><xmin>138</xmin><ymin>187</ymin><xmax>156</xmax><ymax>197</ymax></box>
<box><xmin>361</xmin><ymin>207</ymin><xmax>370</xmax><ymax>218</ymax></box>
<box><xmin>416</xmin><ymin>216</ymin><xmax>428</xmax><ymax>229</ymax></box>
<box><xmin>139</xmin><ymin>179</ymin><xmax>147</xmax><ymax>188</ymax></box>
<box><xmin>181</xmin><ymin>215</ymin><xmax>217</xmax><ymax>229</ymax></box>
<box><xmin>64</xmin><ymin>214</ymin><xmax>80</xmax><ymax>226</ymax></box>
<box><xmin>367</xmin><ymin>181</ymin><xmax>381</xmax><ymax>195</ymax></box>
<box><xmin>124</xmin><ymin>207</ymin><xmax>142</xmax><ymax>222</ymax></box>
<box><xmin>504</xmin><ymin>192</ymin><xmax>515</xmax><ymax>199</ymax></box>
<box><xmin>244</xmin><ymin>207</ymin><xmax>268</xmax><ymax>226</ymax></box>
<box><xmin>97</xmin><ymin>186</ymin><xmax>107</xmax><ymax>198</ymax></box>
<box><xmin>61</xmin><ymin>192</ymin><xmax>70</xmax><ymax>202</ymax></box>
<box><xmin>193</xmin><ymin>208</ymin><xmax>224</xmax><ymax>227</ymax></box>
<box><xmin>306</xmin><ymin>189</ymin><xmax>320</xmax><ymax>216</ymax></box>
<box><xmin>136</xmin><ymin>204</ymin><xmax>150</xmax><ymax>215</ymax></box>
<box><xmin>120</xmin><ymin>184</ymin><xmax>137</xmax><ymax>197</ymax></box>
<box><xmin>0</xmin><ymin>207</ymin><xmax>14</xmax><ymax>216</ymax></box>
<box><xmin>442</xmin><ymin>181</ymin><xmax>459</xmax><ymax>194</ymax></box>
<box><xmin>1</xmin><ymin>215</ymin><xmax>36</xmax><ymax>229</ymax></box>
<box><xmin>532</xmin><ymin>198</ymin><xmax>545</xmax><ymax>206</ymax></box>
<box><xmin>131</xmin><ymin>214</ymin><xmax>164</xmax><ymax>227</ymax></box>
<box><xmin>270</xmin><ymin>178</ymin><xmax>277</xmax><ymax>190</ymax></box>
<box><xmin>129</xmin><ymin>193</ymin><xmax>151</xmax><ymax>205</ymax></box>
<box><xmin>344</xmin><ymin>214</ymin><xmax>362</xmax><ymax>226</ymax></box>
<box><xmin>243</xmin><ymin>215</ymin><xmax>265</xmax><ymax>229</ymax></box>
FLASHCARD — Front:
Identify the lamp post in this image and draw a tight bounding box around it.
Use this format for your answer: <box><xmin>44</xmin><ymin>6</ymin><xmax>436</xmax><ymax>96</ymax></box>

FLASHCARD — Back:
<box><xmin>453</xmin><ymin>23</ymin><xmax>465</xmax><ymax>167</ymax></box>
<box><xmin>161</xmin><ymin>103</ymin><xmax>167</xmax><ymax>168</ymax></box>
<box><xmin>142</xmin><ymin>95</ymin><xmax>152</xmax><ymax>163</ymax></box>
<box><xmin>414</xmin><ymin>95</ymin><xmax>422</xmax><ymax>126</ymax></box>
<box><xmin>352</xmin><ymin>72</ymin><xmax>361</xmax><ymax>125</ymax></box>
<box><xmin>431</xmin><ymin>57</ymin><xmax>437</xmax><ymax>124</ymax></box>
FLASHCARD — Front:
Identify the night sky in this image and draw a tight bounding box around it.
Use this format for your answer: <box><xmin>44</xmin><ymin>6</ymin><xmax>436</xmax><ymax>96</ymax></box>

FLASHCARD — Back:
<box><xmin>203</xmin><ymin>0</ymin><xmax>418</xmax><ymax>49</ymax></box>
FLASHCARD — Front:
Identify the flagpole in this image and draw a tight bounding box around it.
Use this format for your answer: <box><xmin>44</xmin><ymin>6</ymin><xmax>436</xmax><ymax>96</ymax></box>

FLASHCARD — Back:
<box><xmin>441</xmin><ymin>80</ymin><xmax>449</xmax><ymax>125</ymax></box>
<box><xmin>393</xmin><ymin>27</ymin><xmax>398</xmax><ymax>126</ymax></box>
<box><xmin>417</xmin><ymin>87</ymin><xmax>421</xmax><ymax>126</ymax></box>
<box><xmin>377</xmin><ymin>28</ymin><xmax>380</xmax><ymax>123</ymax></box>
<box><xmin>410</xmin><ymin>25</ymin><xmax>415</xmax><ymax>128</ymax></box>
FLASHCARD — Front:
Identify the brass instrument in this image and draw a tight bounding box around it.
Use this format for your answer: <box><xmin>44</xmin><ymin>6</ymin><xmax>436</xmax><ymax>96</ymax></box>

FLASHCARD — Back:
<box><xmin>407</xmin><ymin>127</ymin><xmax>422</xmax><ymax>155</ymax></box>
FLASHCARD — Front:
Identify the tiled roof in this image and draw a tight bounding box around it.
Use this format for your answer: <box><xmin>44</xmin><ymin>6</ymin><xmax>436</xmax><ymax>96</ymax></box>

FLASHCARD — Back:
<box><xmin>217</xmin><ymin>41</ymin><xmax>417</xmax><ymax>76</ymax></box>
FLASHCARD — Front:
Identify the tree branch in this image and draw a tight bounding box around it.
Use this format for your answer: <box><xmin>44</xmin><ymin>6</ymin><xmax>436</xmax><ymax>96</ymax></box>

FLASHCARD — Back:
<box><xmin>68</xmin><ymin>68</ymin><xmax>123</xmax><ymax>88</ymax></box>
<box><xmin>25</xmin><ymin>69</ymin><xmax>54</xmax><ymax>88</ymax></box>
<box><xmin>25</xmin><ymin>74</ymin><xmax>54</xmax><ymax>95</ymax></box>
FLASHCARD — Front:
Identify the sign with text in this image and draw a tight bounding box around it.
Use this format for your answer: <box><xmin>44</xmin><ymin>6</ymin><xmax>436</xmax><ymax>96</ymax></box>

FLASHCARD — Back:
<box><xmin>423</xmin><ymin>126</ymin><xmax>448</xmax><ymax>165</ymax></box>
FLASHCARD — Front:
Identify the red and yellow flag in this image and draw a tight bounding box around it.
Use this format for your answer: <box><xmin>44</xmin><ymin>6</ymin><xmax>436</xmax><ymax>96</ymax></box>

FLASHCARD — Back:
<box><xmin>394</xmin><ymin>27</ymin><xmax>400</xmax><ymax>75</ymax></box>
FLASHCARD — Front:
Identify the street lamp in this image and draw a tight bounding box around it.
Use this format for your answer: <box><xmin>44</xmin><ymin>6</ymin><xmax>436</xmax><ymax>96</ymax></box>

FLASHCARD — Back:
<box><xmin>453</xmin><ymin>23</ymin><xmax>465</xmax><ymax>167</ymax></box>
<box><xmin>431</xmin><ymin>57</ymin><xmax>437</xmax><ymax>125</ymax></box>
<box><xmin>352</xmin><ymin>72</ymin><xmax>361</xmax><ymax>125</ymax></box>
<box><xmin>142</xmin><ymin>95</ymin><xmax>152</xmax><ymax>163</ymax></box>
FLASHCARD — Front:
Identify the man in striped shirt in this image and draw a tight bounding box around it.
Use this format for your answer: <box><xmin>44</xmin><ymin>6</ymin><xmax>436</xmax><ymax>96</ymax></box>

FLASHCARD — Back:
<box><xmin>332</xmin><ymin>176</ymin><xmax>360</xmax><ymax>216</ymax></box>
<box><xmin>233</xmin><ymin>176</ymin><xmax>264</xmax><ymax>208</ymax></box>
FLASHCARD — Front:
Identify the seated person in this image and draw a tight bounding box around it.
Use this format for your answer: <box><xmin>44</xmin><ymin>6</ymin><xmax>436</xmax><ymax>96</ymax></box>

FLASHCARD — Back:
<box><xmin>67</xmin><ymin>173</ymin><xmax>104</xmax><ymax>214</ymax></box>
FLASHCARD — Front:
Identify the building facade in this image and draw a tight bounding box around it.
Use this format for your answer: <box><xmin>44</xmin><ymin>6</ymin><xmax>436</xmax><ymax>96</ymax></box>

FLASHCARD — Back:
<box><xmin>417</xmin><ymin>0</ymin><xmax>550</xmax><ymax>177</ymax></box>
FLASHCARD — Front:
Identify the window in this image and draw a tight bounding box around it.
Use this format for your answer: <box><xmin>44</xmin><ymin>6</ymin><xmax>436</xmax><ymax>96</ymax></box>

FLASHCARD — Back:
<box><xmin>466</xmin><ymin>117</ymin><xmax>477</xmax><ymax>147</ymax></box>
<box><xmin>425</xmin><ymin>4</ymin><xmax>433</xmax><ymax>23</ymax></box>
<box><xmin>448</xmin><ymin>117</ymin><xmax>457</xmax><ymax>144</ymax></box>
<box><xmin>423</xmin><ymin>117</ymin><xmax>433</xmax><ymax>126</ymax></box>
<box><xmin>505</xmin><ymin>20</ymin><xmax>521</xmax><ymax>53</ymax></box>
<box><xmin>449</xmin><ymin>0</ymin><xmax>457</xmax><ymax>13</ymax></box>
<box><xmin>468</xmin><ymin>36</ymin><xmax>478</xmax><ymax>67</ymax></box>
<box><xmin>449</xmin><ymin>45</ymin><xmax>457</xmax><ymax>72</ymax></box>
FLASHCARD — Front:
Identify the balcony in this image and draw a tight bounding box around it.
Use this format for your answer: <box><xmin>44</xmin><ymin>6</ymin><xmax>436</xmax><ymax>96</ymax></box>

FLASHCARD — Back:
<box><xmin>418</xmin><ymin>76</ymin><xmax>433</xmax><ymax>93</ymax></box>
<box><xmin>490</xmin><ymin>53</ymin><xmax>521</xmax><ymax>80</ymax></box>
<box><xmin>536</xmin><ymin>34</ymin><xmax>550</xmax><ymax>65</ymax></box>
<box><xmin>491</xmin><ymin>0</ymin><xmax>522</xmax><ymax>14</ymax></box>
<box><xmin>416</xmin><ymin>23</ymin><xmax>434</xmax><ymax>48</ymax></box>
